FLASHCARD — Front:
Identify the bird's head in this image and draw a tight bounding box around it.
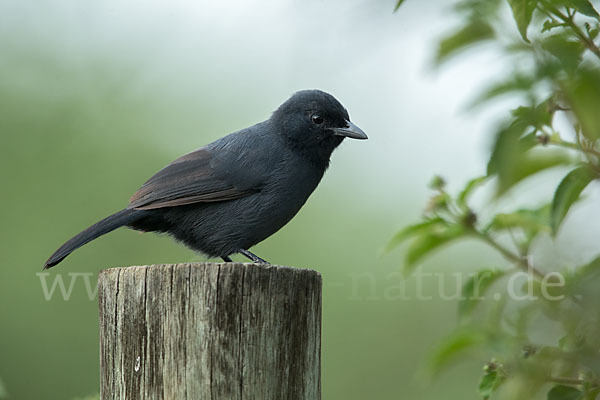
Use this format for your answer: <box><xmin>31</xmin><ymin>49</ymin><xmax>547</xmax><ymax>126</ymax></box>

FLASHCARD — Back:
<box><xmin>271</xmin><ymin>89</ymin><xmax>367</xmax><ymax>167</ymax></box>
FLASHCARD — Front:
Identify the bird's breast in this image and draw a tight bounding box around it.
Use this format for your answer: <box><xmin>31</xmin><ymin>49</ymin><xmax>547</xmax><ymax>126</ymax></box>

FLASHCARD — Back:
<box><xmin>259</xmin><ymin>156</ymin><xmax>324</xmax><ymax>217</ymax></box>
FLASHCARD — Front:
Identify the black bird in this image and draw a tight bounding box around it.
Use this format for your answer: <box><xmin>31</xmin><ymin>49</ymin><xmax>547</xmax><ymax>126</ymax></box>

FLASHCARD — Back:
<box><xmin>44</xmin><ymin>89</ymin><xmax>367</xmax><ymax>269</ymax></box>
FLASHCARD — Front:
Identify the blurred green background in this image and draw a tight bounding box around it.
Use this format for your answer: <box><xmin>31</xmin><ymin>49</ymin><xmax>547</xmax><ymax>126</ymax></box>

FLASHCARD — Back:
<box><xmin>0</xmin><ymin>0</ymin><xmax>563</xmax><ymax>399</ymax></box>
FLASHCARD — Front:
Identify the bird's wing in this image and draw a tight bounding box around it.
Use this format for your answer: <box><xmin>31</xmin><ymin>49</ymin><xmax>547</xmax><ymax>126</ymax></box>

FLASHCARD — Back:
<box><xmin>128</xmin><ymin>147</ymin><xmax>262</xmax><ymax>210</ymax></box>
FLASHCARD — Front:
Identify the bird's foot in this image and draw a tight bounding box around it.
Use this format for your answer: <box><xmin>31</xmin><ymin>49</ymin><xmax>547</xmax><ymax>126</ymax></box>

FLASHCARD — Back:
<box><xmin>239</xmin><ymin>249</ymin><xmax>269</xmax><ymax>264</ymax></box>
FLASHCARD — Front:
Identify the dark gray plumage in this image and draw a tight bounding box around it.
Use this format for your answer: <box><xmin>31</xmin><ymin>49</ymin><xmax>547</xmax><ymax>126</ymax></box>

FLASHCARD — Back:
<box><xmin>44</xmin><ymin>89</ymin><xmax>367</xmax><ymax>269</ymax></box>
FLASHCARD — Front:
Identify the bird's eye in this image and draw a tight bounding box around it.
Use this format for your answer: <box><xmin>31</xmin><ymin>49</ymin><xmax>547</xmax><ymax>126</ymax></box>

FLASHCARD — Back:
<box><xmin>311</xmin><ymin>114</ymin><xmax>324</xmax><ymax>125</ymax></box>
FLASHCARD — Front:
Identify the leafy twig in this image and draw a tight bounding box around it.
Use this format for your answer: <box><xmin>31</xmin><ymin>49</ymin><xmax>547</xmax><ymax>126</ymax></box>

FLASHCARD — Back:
<box><xmin>540</xmin><ymin>1</ymin><xmax>600</xmax><ymax>59</ymax></box>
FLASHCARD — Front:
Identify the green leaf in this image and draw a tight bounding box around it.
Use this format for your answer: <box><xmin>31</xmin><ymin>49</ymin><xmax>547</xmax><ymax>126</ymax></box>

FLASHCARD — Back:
<box><xmin>519</xmin><ymin>131</ymin><xmax>541</xmax><ymax>150</ymax></box>
<box><xmin>585</xmin><ymin>22</ymin><xmax>600</xmax><ymax>39</ymax></box>
<box><xmin>385</xmin><ymin>217</ymin><xmax>447</xmax><ymax>253</ymax></box>
<box><xmin>542</xmin><ymin>34</ymin><xmax>585</xmax><ymax>72</ymax></box>
<box><xmin>487</xmin><ymin>204</ymin><xmax>551</xmax><ymax>233</ymax></box>
<box><xmin>479</xmin><ymin>369</ymin><xmax>505</xmax><ymax>399</ymax></box>
<box><xmin>436</xmin><ymin>20</ymin><xmax>494</xmax><ymax>64</ymax></box>
<box><xmin>479</xmin><ymin>371</ymin><xmax>496</xmax><ymax>398</ymax></box>
<box><xmin>565</xmin><ymin>0</ymin><xmax>600</xmax><ymax>18</ymax></box>
<box><xmin>563</xmin><ymin>67</ymin><xmax>600</xmax><ymax>141</ymax></box>
<box><xmin>487</xmin><ymin>204</ymin><xmax>551</xmax><ymax>252</ymax></box>
<box><xmin>551</xmin><ymin>165</ymin><xmax>596</xmax><ymax>234</ymax></box>
<box><xmin>485</xmin><ymin>203</ymin><xmax>552</xmax><ymax>253</ymax></box>
<box><xmin>393</xmin><ymin>0</ymin><xmax>405</xmax><ymax>12</ymax></box>
<box><xmin>470</xmin><ymin>74</ymin><xmax>538</xmax><ymax>107</ymax></box>
<box><xmin>573</xmin><ymin>256</ymin><xmax>600</xmax><ymax>279</ymax></box>
<box><xmin>489</xmin><ymin>127</ymin><xmax>573</xmax><ymax>194</ymax></box>
<box><xmin>511</xmin><ymin>102</ymin><xmax>553</xmax><ymax>129</ymax></box>
<box><xmin>585</xmin><ymin>389</ymin><xmax>600</xmax><ymax>400</ymax></box>
<box><xmin>429</xmin><ymin>329</ymin><xmax>486</xmax><ymax>374</ymax></box>
<box><xmin>507</xmin><ymin>0</ymin><xmax>538</xmax><ymax>42</ymax></box>
<box><xmin>512</xmin><ymin>149</ymin><xmax>572</xmax><ymax>183</ymax></box>
<box><xmin>457</xmin><ymin>176</ymin><xmax>488</xmax><ymax>206</ymax></box>
<box><xmin>487</xmin><ymin>123</ymin><xmax>528</xmax><ymax>176</ymax></box>
<box><xmin>487</xmin><ymin>115</ymin><xmax>573</xmax><ymax>194</ymax></box>
<box><xmin>547</xmin><ymin>385</ymin><xmax>584</xmax><ymax>400</ymax></box>
<box><xmin>488</xmin><ymin>108</ymin><xmax>549</xmax><ymax>177</ymax></box>
<box><xmin>542</xmin><ymin>19</ymin><xmax>563</xmax><ymax>33</ymax></box>
<box><xmin>568</xmin><ymin>256</ymin><xmax>600</xmax><ymax>299</ymax></box>
<box><xmin>458</xmin><ymin>269</ymin><xmax>505</xmax><ymax>320</ymax></box>
<box><xmin>558</xmin><ymin>334</ymin><xmax>585</xmax><ymax>351</ymax></box>
<box><xmin>404</xmin><ymin>224</ymin><xmax>467</xmax><ymax>274</ymax></box>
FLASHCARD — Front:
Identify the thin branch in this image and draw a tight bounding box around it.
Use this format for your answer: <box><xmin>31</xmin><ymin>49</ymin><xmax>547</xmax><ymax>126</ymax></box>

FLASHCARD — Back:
<box><xmin>507</xmin><ymin>228</ymin><xmax>525</xmax><ymax>256</ymax></box>
<box><xmin>549</xmin><ymin>138</ymin><xmax>600</xmax><ymax>157</ymax></box>
<box><xmin>566</xmin><ymin>8</ymin><xmax>575</xmax><ymax>20</ymax></box>
<box><xmin>472</xmin><ymin>230</ymin><xmax>545</xmax><ymax>278</ymax></box>
<box><xmin>548</xmin><ymin>376</ymin><xmax>587</xmax><ymax>386</ymax></box>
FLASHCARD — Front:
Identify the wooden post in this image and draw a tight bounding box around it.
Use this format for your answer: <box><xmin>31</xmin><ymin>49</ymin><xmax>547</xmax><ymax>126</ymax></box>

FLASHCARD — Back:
<box><xmin>98</xmin><ymin>263</ymin><xmax>322</xmax><ymax>400</ymax></box>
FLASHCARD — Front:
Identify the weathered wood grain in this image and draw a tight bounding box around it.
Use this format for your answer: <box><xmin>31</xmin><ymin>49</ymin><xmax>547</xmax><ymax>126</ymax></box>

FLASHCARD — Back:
<box><xmin>98</xmin><ymin>263</ymin><xmax>321</xmax><ymax>400</ymax></box>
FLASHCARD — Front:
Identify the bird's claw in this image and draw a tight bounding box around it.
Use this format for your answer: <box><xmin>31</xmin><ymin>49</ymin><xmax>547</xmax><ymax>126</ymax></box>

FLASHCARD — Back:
<box><xmin>239</xmin><ymin>249</ymin><xmax>270</xmax><ymax>264</ymax></box>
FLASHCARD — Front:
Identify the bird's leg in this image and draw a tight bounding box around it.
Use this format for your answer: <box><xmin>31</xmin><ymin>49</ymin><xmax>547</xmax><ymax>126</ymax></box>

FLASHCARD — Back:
<box><xmin>222</xmin><ymin>255</ymin><xmax>233</xmax><ymax>262</ymax></box>
<box><xmin>239</xmin><ymin>249</ymin><xmax>269</xmax><ymax>264</ymax></box>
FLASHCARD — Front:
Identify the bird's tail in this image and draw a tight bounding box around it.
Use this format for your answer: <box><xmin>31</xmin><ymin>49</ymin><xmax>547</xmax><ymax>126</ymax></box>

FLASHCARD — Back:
<box><xmin>43</xmin><ymin>208</ymin><xmax>142</xmax><ymax>269</ymax></box>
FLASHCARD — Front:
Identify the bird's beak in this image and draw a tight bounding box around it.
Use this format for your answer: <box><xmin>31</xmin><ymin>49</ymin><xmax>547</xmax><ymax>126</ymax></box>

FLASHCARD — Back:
<box><xmin>332</xmin><ymin>121</ymin><xmax>368</xmax><ymax>140</ymax></box>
